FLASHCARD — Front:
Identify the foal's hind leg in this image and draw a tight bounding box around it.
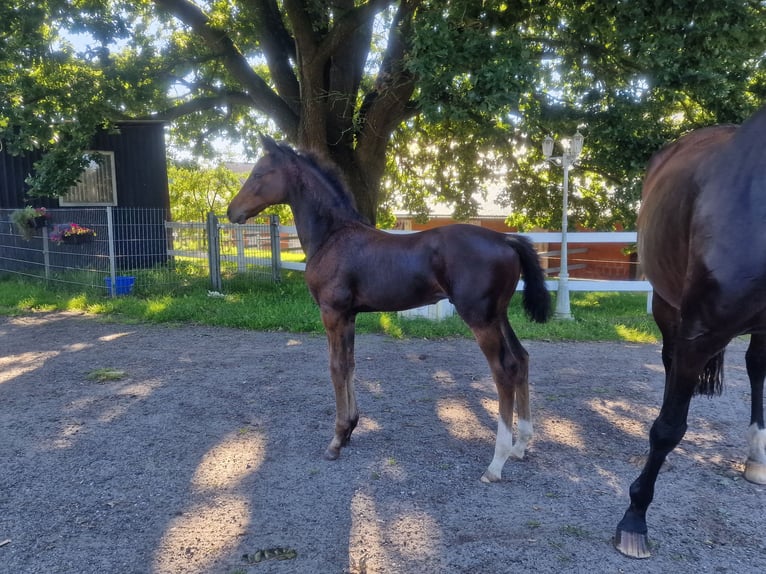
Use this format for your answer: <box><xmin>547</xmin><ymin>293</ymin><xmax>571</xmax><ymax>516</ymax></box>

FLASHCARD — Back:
<box><xmin>744</xmin><ymin>334</ymin><xmax>766</xmax><ymax>484</ymax></box>
<box><xmin>470</xmin><ymin>317</ymin><xmax>531</xmax><ymax>483</ymax></box>
<box><xmin>321</xmin><ymin>310</ymin><xmax>359</xmax><ymax>460</ymax></box>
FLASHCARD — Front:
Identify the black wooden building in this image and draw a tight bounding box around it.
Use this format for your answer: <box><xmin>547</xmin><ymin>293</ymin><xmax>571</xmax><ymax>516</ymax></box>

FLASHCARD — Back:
<box><xmin>0</xmin><ymin>120</ymin><xmax>169</xmax><ymax>209</ymax></box>
<box><xmin>1</xmin><ymin>121</ymin><xmax>171</xmax><ymax>270</ymax></box>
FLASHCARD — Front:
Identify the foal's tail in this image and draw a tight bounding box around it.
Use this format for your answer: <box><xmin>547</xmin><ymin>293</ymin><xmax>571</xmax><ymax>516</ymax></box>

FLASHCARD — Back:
<box><xmin>506</xmin><ymin>235</ymin><xmax>552</xmax><ymax>323</ymax></box>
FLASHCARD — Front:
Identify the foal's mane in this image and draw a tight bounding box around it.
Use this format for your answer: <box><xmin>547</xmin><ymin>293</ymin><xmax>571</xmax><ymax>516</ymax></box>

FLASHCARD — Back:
<box><xmin>279</xmin><ymin>142</ymin><xmax>369</xmax><ymax>225</ymax></box>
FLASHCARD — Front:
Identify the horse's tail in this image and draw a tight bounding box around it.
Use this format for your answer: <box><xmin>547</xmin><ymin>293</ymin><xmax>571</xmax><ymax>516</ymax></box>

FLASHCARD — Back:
<box><xmin>695</xmin><ymin>350</ymin><xmax>725</xmax><ymax>396</ymax></box>
<box><xmin>505</xmin><ymin>235</ymin><xmax>552</xmax><ymax>323</ymax></box>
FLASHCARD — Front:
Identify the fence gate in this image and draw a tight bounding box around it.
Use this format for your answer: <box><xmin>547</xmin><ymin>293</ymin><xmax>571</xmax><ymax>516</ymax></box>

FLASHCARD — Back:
<box><xmin>209</xmin><ymin>213</ymin><xmax>281</xmax><ymax>290</ymax></box>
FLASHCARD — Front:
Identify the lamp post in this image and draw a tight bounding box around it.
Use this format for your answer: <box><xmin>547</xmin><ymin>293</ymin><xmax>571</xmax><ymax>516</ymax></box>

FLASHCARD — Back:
<box><xmin>542</xmin><ymin>130</ymin><xmax>584</xmax><ymax>320</ymax></box>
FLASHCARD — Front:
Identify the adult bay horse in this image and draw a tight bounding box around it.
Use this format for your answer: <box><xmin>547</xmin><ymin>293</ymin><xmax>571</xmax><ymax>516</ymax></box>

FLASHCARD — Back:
<box><xmin>228</xmin><ymin>136</ymin><xmax>551</xmax><ymax>482</ymax></box>
<box><xmin>615</xmin><ymin>109</ymin><xmax>766</xmax><ymax>558</ymax></box>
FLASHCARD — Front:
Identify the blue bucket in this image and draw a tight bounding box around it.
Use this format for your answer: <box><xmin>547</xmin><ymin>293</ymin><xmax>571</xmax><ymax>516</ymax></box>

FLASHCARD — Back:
<box><xmin>105</xmin><ymin>275</ymin><xmax>135</xmax><ymax>295</ymax></box>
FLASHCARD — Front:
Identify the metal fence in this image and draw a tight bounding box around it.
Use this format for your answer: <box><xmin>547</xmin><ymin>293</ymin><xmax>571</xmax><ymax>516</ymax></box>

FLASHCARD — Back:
<box><xmin>0</xmin><ymin>208</ymin><xmax>278</xmax><ymax>296</ymax></box>
<box><xmin>2</xmin><ymin>207</ymin><xmax>650</xmax><ymax>311</ymax></box>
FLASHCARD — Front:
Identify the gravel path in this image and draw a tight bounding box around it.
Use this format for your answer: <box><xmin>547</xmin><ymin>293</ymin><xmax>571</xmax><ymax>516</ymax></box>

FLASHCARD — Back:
<box><xmin>1</xmin><ymin>312</ymin><xmax>764</xmax><ymax>573</ymax></box>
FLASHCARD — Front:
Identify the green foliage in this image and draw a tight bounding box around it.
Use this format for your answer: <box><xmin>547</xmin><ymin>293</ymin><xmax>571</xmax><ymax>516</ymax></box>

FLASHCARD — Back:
<box><xmin>168</xmin><ymin>162</ymin><xmax>293</xmax><ymax>222</ymax></box>
<box><xmin>168</xmin><ymin>163</ymin><xmax>243</xmax><ymax>221</ymax></box>
<box><xmin>2</xmin><ymin>1</ymin><xmax>765</xmax><ymax>229</ymax></box>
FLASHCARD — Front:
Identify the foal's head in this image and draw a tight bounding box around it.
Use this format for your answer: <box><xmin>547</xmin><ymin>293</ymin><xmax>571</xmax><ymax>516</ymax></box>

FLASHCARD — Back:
<box><xmin>227</xmin><ymin>135</ymin><xmax>366</xmax><ymax>226</ymax></box>
<box><xmin>227</xmin><ymin>135</ymin><xmax>292</xmax><ymax>224</ymax></box>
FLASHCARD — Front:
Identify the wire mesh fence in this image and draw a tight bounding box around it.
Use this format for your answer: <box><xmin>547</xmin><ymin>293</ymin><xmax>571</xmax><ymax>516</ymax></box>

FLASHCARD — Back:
<box><xmin>0</xmin><ymin>208</ymin><xmax>279</xmax><ymax>296</ymax></box>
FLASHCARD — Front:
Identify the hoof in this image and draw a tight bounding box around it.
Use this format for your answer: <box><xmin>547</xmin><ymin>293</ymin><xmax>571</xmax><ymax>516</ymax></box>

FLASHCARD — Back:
<box><xmin>480</xmin><ymin>470</ymin><xmax>501</xmax><ymax>483</ymax></box>
<box><xmin>744</xmin><ymin>458</ymin><xmax>766</xmax><ymax>484</ymax></box>
<box><xmin>509</xmin><ymin>447</ymin><xmax>525</xmax><ymax>461</ymax></box>
<box><xmin>323</xmin><ymin>447</ymin><xmax>340</xmax><ymax>461</ymax></box>
<box><xmin>614</xmin><ymin>528</ymin><xmax>651</xmax><ymax>559</ymax></box>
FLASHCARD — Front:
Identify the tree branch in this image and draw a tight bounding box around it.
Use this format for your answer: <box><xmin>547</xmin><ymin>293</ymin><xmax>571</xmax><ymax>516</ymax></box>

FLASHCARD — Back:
<box><xmin>243</xmin><ymin>0</ymin><xmax>300</xmax><ymax>114</ymax></box>
<box><xmin>357</xmin><ymin>0</ymin><xmax>419</xmax><ymax>152</ymax></box>
<box><xmin>152</xmin><ymin>0</ymin><xmax>299</xmax><ymax>136</ymax></box>
<box><xmin>150</xmin><ymin>93</ymin><xmax>256</xmax><ymax>120</ymax></box>
<box><xmin>282</xmin><ymin>0</ymin><xmax>318</xmax><ymax>59</ymax></box>
<box><xmin>314</xmin><ymin>0</ymin><xmax>393</xmax><ymax>65</ymax></box>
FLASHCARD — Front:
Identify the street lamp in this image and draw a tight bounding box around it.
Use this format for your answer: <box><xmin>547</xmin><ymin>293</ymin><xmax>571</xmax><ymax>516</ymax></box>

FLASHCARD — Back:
<box><xmin>542</xmin><ymin>130</ymin><xmax>584</xmax><ymax>320</ymax></box>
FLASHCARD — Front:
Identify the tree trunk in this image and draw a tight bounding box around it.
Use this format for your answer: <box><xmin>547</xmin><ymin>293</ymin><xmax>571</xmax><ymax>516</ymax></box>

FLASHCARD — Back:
<box><xmin>333</xmin><ymin>149</ymin><xmax>384</xmax><ymax>224</ymax></box>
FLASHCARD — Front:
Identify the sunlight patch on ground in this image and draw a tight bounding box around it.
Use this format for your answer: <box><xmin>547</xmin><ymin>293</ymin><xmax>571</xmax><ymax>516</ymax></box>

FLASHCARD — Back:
<box><xmin>61</xmin><ymin>342</ymin><xmax>93</xmax><ymax>352</ymax></box>
<box><xmin>47</xmin><ymin>379</ymin><xmax>165</xmax><ymax>447</ymax></box>
<box><xmin>96</xmin><ymin>380</ymin><xmax>164</xmax><ymax>424</ymax></box>
<box><xmin>49</xmin><ymin>422</ymin><xmax>85</xmax><ymax>450</ymax></box>
<box><xmin>348</xmin><ymin>491</ymin><xmax>385</xmax><ymax>572</ymax></box>
<box><xmin>594</xmin><ymin>465</ymin><xmax>627</xmax><ymax>495</ymax></box>
<box><xmin>153</xmin><ymin>496</ymin><xmax>251</xmax><ymax>574</ymax></box>
<box><xmin>98</xmin><ymin>331</ymin><xmax>134</xmax><ymax>342</ymax></box>
<box><xmin>191</xmin><ymin>431</ymin><xmax>265</xmax><ymax>491</ymax></box>
<box><xmin>354</xmin><ymin>416</ymin><xmax>381</xmax><ymax>435</ymax></box>
<box><xmin>480</xmin><ymin>396</ymin><xmax>499</xmax><ymax>418</ymax></box>
<box><xmin>614</xmin><ymin>324</ymin><xmax>657</xmax><ymax>343</ymax></box>
<box><xmin>0</xmin><ymin>350</ymin><xmax>58</xmax><ymax>384</ymax></box>
<box><xmin>432</xmin><ymin>369</ymin><xmax>456</xmax><ymax>384</ymax></box>
<box><xmin>389</xmin><ymin>511</ymin><xmax>443</xmax><ymax>561</ymax></box>
<box><xmin>153</xmin><ymin>432</ymin><xmax>264</xmax><ymax>573</ymax></box>
<box><xmin>587</xmin><ymin>398</ymin><xmax>654</xmax><ymax>439</ymax></box>
<box><xmin>436</xmin><ymin>398</ymin><xmax>493</xmax><ymax>441</ymax></box>
<box><xmin>348</xmin><ymin>491</ymin><xmax>444</xmax><ymax>571</ymax></box>
<box><xmin>535</xmin><ymin>417</ymin><xmax>586</xmax><ymax>451</ymax></box>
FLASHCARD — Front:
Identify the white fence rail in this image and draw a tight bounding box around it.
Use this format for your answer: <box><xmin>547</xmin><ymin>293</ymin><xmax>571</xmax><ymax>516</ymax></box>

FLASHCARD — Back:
<box><xmin>173</xmin><ymin>223</ymin><xmax>650</xmax><ymax>294</ymax></box>
<box><xmin>278</xmin><ymin>226</ymin><xmax>651</xmax><ymax>291</ymax></box>
<box><xmin>273</xmin><ymin>226</ymin><xmax>652</xmax><ymax>317</ymax></box>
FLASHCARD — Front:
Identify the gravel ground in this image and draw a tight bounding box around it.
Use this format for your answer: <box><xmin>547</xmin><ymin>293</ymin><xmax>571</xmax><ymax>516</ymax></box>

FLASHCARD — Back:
<box><xmin>1</xmin><ymin>312</ymin><xmax>764</xmax><ymax>573</ymax></box>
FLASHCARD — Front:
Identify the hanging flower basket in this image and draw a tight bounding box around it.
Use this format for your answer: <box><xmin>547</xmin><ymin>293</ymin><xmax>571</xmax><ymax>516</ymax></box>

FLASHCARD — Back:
<box><xmin>50</xmin><ymin>223</ymin><xmax>96</xmax><ymax>245</ymax></box>
<box><xmin>10</xmin><ymin>207</ymin><xmax>51</xmax><ymax>240</ymax></box>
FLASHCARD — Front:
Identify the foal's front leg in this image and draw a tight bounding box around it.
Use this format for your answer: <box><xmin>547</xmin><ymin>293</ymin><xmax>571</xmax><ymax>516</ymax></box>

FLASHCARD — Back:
<box><xmin>321</xmin><ymin>309</ymin><xmax>359</xmax><ymax>460</ymax></box>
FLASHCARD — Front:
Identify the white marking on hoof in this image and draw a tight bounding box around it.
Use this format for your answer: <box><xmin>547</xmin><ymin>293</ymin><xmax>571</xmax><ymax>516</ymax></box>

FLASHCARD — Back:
<box><xmin>480</xmin><ymin>469</ymin><xmax>502</xmax><ymax>483</ymax></box>
<box><xmin>743</xmin><ymin>424</ymin><xmax>766</xmax><ymax>483</ymax></box>
<box><xmin>746</xmin><ymin>423</ymin><xmax>766</xmax><ymax>460</ymax></box>
<box><xmin>744</xmin><ymin>459</ymin><xmax>766</xmax><ymax>484</ymax></box>
<box><xmin>484</xmin><ymin>417</ymin><xmax>515</xmax><ymax>481</ymax></box>
<box><xmin>510</xmin><ymin>418</ymin><xmax>533</xmax><ymax>460</ymax></box>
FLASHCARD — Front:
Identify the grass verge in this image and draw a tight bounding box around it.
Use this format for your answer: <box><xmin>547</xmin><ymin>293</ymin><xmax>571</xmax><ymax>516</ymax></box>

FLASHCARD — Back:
<box><xmin>0</xmin><ymin>271</ymin><xmax>659</xmax><ymax>343</ymax></box>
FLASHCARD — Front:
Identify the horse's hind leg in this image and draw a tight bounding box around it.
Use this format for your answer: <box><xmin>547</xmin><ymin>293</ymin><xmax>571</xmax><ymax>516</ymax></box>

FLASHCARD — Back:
<box><xmin>321</xmin><ymin>310</ymin><xmax>359</xmax><ymax>460</ymax></box>
<box><xmin>469</xmin><ymin>317</ymin><xmax>531</xmax><ymax>483</ymax></box>
<box><xmin>501</xmin><ymin>319</ymin><xmax>533</xmax><ymax>460</ymax></box>
<box><xmin>745</xmin><ymin>334</ymin><xmax>766</xmax><ymax>484</ymax></box>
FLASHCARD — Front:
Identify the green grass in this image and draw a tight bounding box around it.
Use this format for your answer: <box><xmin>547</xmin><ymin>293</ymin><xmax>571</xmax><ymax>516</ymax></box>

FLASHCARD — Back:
<box><xmin>0</xmin><ymin>271</ymin><xmax>660</xmax><ymax>343</ymax></box>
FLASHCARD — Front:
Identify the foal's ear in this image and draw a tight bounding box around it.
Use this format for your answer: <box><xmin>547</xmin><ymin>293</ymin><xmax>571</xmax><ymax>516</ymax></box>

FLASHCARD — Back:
<box><xmin>258</xmin><ymin>134</ymin><xmax>281</xmax><ymax>156</ymax></box>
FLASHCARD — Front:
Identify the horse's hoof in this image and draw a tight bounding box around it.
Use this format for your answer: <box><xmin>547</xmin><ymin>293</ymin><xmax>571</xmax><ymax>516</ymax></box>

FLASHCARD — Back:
<box><xmin>323</xmin><ymin>447</ymin><xmax>340</xmax><ymax>461</ymax></box>
<box><xmin>480</xmin><ymin>470</ymin><xmax>501</xmax><ymax>483</ymax></box>
<box><xmin>509</xmin><ymin>447</ymin><xmax>525</xmax><ymax>460</ymax></box>
<box><xmin>744</xmin><ymin>458</ymin><xmax>766</xmax><ymax>484</ymax></box>
<box><xmin>614</xmin><ymin>528</ymin><xmax>651</xmax><ymax>559</ymax></box>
